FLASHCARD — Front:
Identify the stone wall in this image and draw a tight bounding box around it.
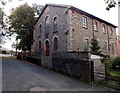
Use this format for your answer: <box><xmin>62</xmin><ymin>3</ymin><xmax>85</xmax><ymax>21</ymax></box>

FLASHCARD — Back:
<box><xmin>91</xmin><ymin>55</ymin><xmax>106</xmax><ymax>81</ymax></box>
<box><xmin>52</xmin><ymin>52</ymin><xmax>93</xmax><ymax>82</ymax></box>
<box><xmin>52</xmin><ymin>51</ymin><xmax>91</xmax><ymax>60</ymax></box>
<box><xmin>27</xmin><ymin>56</ymin><xmax>41</xmax><ymax>65</ymax></box>
<box><xmin>93</xmin><ymin>59</ymin><xmax>105</xmax><ymax>81</ymax></box>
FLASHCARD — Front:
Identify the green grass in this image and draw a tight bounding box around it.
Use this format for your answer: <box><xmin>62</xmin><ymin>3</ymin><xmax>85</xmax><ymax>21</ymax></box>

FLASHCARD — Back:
<box><xmin>110</xmin><ymin>70</ymin><xmax>120</xmax><ymax>77</ymax></box>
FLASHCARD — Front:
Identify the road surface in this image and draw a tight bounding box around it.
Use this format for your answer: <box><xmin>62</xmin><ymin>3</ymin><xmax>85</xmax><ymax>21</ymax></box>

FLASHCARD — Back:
<box><xmin>1</xmin><ymin>56</ymin><xmax>118</xmax><ymax>92</ymax></box>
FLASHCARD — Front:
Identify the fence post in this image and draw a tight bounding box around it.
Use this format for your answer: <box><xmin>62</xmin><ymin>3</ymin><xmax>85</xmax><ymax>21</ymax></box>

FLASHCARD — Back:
<box><xmin>90</xmin><ymin>61</ymin><xmax>94</xmax><ymax>82</ymax></box>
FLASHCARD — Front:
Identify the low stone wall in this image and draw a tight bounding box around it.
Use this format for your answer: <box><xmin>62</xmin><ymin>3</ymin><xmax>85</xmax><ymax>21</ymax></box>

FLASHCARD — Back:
<box><xmin>26</xmin><ymin>56</ymin><xmax>41</xmax><ymax>66</ymax></box>
<box><xmin>93</xmin><ymin>59</ymin><xmax>105</xmax><ymax>81</ymax></box>
<box><xmin>19</xmin><ymin>51</ymin><xmax>106</xmax><ymax>82</ymax></box>
<box><xmin>52</xmin><ymin>52</ymin><xmax>93</xmax><ymax>82</ymax></box>
<box><xmin>17</xmin><ymin>51</ymin><xmax>31</xmax><ymax>60</ymax></box>
<box><xmin>91</xmin><ymin>55</ymin><xmax>106</xmax><ymax>81</ymax></box>
<box><xmin>52</xmin><ymin>51</ymin><xmax>91</xmax><ymax>60</ymax></box>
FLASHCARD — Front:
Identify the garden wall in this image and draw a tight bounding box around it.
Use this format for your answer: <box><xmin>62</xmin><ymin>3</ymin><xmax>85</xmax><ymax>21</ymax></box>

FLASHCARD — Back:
<box><xmin>52</xmin><ymin>52</ymin><xmax>94</xmax><ymax>82</ymax></box>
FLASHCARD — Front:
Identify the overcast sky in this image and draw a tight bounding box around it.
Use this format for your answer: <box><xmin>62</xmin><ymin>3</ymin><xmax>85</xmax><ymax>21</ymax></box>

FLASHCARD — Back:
<box><xmin>2</xmin><ymin>0</ymin><xmax>118</xmax><ymax>50</ymax></box>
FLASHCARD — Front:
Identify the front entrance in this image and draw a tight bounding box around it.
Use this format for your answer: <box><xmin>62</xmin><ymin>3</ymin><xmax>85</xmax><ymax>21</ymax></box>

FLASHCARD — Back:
<box><xmin>45</xmin><ymin>40</ymin><xmax>49</xmax><ymax>56</ymax></box>
<box><xmin>41</xmin><ymin>40</ymin><xmax>52</xmax><ymax>68</ymax></box>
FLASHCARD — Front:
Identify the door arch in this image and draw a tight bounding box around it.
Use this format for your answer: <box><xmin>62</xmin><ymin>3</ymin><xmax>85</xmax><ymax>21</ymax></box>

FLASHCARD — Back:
<box><xmin>45</xmin><ymin>40</ymin><xmax>50</xmax><ymax>56</ymax></box>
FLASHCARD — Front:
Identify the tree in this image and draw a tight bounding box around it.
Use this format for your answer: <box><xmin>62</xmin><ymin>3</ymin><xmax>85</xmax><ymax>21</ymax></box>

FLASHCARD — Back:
<box><xmin>32</xmin><ymin>3</ymin><xmax>44</xmax><ymax>16</ymax></box>
<box><xmin>9</xmin><ymin>3</ymin><xmax>36</xmax><ymax>51</ymax></box>
<box><xmin>90</xmin><ymin>37</ymin><xmax>101</xmax><ymax>54</ymax></box>
<box><xmin>104</xmin><ymin>0</ymin><xmax>117</xmax><ymax>11</ymax></box>
<box><xmin>0</xmin><ymin>8</ymin><xmax>3</xmax><ymax>25</ymax></box>
<box><xmin>0</xmin><ymin>0</ymin><xmax>24</xmax><ymax>45</ymax></box>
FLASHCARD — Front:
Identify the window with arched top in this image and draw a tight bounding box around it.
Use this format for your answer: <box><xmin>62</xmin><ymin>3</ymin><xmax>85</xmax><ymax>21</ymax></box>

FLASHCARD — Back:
<box><xmin>39</xmin><ymin>24</ymin><xmax>42</xmax><ymax>36</ymax></box>
<box><xmin>53</xmin><ymin>17</ymin><xmax>58</xmax><ymax>32</ymax></box>
<box><xmin>111</xmin><ymin>42</ymin><xmax>114</xmax><ymax>54</ymax></box>
<box><xmin>45</xmin><ymin>16</ymin><xmax>50</xmax><ymax>34</ymax></box>
<box><xmin>110</xmin><ymin>27</ymin><xmax>113</xmax><ymax>36</ymax></box>
<box><xmin>93</xmin><ymin>21</ymin><xmax>98</xmax><ymax>31</ymax></box>
<box><xmin>102</xmin><ymin>24</ymin><xmax>106</xmax><ymax>33</ymax></box>
<box><xmin>39</xmin><ymin>41</ymin><xmax>41</xmax><ymax>52</ymax></box>
<box><xmin>54</xmin><ymin>37</ymin><xmax>58</xmax><ymax>51</ymax></box>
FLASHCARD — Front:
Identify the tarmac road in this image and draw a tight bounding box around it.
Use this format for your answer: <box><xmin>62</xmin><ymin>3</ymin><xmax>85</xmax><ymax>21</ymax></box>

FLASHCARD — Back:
<box><xmin>1</xmin><ymin>56</ymin><xmax>119</xmax><ymax>92</ymax></box>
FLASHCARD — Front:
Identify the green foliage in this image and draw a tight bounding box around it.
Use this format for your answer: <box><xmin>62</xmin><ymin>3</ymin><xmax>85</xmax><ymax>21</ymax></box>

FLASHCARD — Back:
<box><xmin>90</xmin><ymin>37</ymin><xmax>101</xmax><ymax>54</ymax></box>
<box><xmin>104</xmin><ymin>0</ymin><xmax>116</xmax><ymax>11</ymax></box>
<box><xmin>112</xmin><ymin>57</ymin><xmax>120</xmax><ymax>66</ymax></box>
<box><xmin>118</xmin><ymin>36</ymin><xmax>120</xmax><ymax>43</ymax></box>
<box><xmin>0</xmin><ymin>0</ymin><xmax>25</xmax><ymax>45</ymax></box>
<box><xmin>9</xmin><ymin>3</ymin><xmax>36</xmax><ymax>51</ymax></box>
<box><xmin>110</xmin><ymin>70</ymin><xmax>120</xmax><ymax>77</ymax></box>
<box><xmin>0</xmin><ymin>8</ymin><xmax>2</xmax><ymax>25</ymax></box>
<box><xmin>32</xmin><ymin>3</ymin><xmax>44</xmax><ymax>16</ymax></box>
<box><xmin>102</xmin><ymin>56</ymin><xmax>111</xmax><ymax>74</ymax></box>
<box><xmin>112</xmin><ymin>57</ymin><xmax>120</xmax><ymax>70</ymax></box>
<box><xmin>0</xmin><ymin>8</ymin><xmax>4</xmax><ymax>44</ymax></box>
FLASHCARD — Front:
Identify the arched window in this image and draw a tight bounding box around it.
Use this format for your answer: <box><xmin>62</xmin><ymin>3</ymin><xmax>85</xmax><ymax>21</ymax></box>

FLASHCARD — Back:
<box><xmin>102</xmin><ymin>24</ymin><xmax>106</xmax><ymax>33</ymax></box>
<box><xmin>45</xmin><ymin>16</ymin><xmax>50</xmax><ymax>34</ymax></box>
<box><xmin>53</xmin><ymin>17</ymin><xmax>58</xmax><ymax>32</ymax></box>
<box><xmin>110</xmin><ymin>27</ymin><xmax>113</xmax><ymax>36</ymax></box>
<box><xmin>54</xmin><ymin>37</ymin><xmax>58</xmax><ymax>51</ymax></box>
<box><xmin>39</xmin><ymin>24</ymin><xmax>42</xmax><ymax>36</ymax></box>
<box><xmin>45</xmin><ymin>40</ymin><xmax>49</xmax><ymax>56</ymax></box>
<box><xmin>93</xmin><ymin>21</ymin><xmax>98</xmax><ymax>31</ymax></box>
<box><xmin>111</xmin><ymin>42</ymin><xmax>114</xmax><ymax>54</ymax></box>
<box><xmin>39</xmin><ymin>41</ymin><xmax>41</xmax><ymax>52</ymax></box>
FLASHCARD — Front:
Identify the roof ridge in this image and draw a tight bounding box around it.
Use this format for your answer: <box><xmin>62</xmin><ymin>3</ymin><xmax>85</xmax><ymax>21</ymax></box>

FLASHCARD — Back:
<box><xmin>46</xmin><ymin>3</ymin><xmax>72</xmax><ymax>8</ymax></box>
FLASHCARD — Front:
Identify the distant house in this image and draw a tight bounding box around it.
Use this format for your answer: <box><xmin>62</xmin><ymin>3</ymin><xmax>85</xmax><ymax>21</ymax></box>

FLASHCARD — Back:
<box><xmin>0</xmin><ymin>47</ymin><xmax>10</xmax><ymax>54</ymax></box>
<box><xmin>32</xmin><ymin>4</ymin><xmax>118</xmax><ymax>68</ymax></box>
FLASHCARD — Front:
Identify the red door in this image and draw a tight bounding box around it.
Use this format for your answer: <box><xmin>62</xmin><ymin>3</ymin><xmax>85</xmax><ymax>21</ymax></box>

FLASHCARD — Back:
<box><xmin>45</xmin><ymin>41</ymin><xmax>49</xmax><ymax>56</ymax></box>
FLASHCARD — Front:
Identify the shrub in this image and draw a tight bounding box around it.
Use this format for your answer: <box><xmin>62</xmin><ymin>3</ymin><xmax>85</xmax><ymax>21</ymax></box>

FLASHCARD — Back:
<box><xmin>102</xmin><ymin>56</ymin><xmax>111</xmax><ymax>75</ymax></box>
<box><xmin>112</xmin><ymin>57</ymin><xmax>120</xmax><ymax>70</ymax></box>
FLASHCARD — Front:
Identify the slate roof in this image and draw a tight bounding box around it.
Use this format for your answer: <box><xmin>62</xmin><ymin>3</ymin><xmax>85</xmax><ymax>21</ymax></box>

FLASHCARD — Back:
<box><xmin>35</xmin><ymin>3</ymin><xmax>117</xmax><ymax>28</ymax></box>
<box><xmin>0</xmin><ymin>47</ymin><xmax>10</xmax><ymax>51</ymax></box>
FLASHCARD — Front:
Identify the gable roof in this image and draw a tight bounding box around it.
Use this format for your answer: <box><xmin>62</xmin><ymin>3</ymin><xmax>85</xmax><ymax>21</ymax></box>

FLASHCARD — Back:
<box><xmin>35</xmin><ymin>3</ymin><xmax>70</xmax><ymax>25</ymax></box>
<box><xmin>35</xmin><ymin>3</ymin><xmax>117</xmax><ymax>28</ymax></box>
<box><xmin>0</xmin><ymin>47</ymin><xmax>10</xmax><ymax>51</ymax></box>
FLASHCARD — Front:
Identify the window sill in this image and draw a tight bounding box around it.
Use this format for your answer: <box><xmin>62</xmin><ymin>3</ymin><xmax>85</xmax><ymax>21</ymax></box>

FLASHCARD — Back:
<box><xmin>44</xmin><ymin>33</ymin><xmax>49</xmax><ymax>36</ymax></box>
<box><xmin>103</xmin><ymin>51</ymin><xmax>108</xmax><ymax>54</ymax></box>
<box><xmin>103</xmin><ymin>32</ymin><xmax>106</xmax><ymax>34</ymax></box>
<box><xmin>84</xmin><ymin>50</ymin><xmax>89</xmax><ymax>52</ymax></box>
<box><xmin>53</xmin><ymin>51</ymin><xmax>59</xmax><ymax>52</ymax></box>
<box><xmin>94</xmin><ymin>30</ymin><xmax>98</xmax><ymax>32</ymax></box>
<box><xmin>83</xmin><ymin>26</ymin><xmax>88</xmax><ymax>29</ymax></box>
<box><xmin>53</xmin><ymin>31</ymin><xmax>58</xmax><ymax>33</ymax></box>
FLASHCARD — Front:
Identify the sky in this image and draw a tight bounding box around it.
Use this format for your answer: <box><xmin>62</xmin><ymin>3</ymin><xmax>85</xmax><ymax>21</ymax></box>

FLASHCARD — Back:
<box><xmin>1</xmin><ymin>0</ymin><xmax>118</xmax><ymax>50</ymax></box>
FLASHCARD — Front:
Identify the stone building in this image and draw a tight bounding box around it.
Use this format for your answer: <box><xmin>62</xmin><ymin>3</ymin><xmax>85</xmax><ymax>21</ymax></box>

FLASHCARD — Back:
<box><xmin>33</xmin><ymin>4</ymin><xmax>117</xmax><ymax>68</ymax></box>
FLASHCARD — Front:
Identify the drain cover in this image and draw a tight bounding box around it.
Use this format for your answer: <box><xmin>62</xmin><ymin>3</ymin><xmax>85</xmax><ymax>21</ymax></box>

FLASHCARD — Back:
<box><xmin>30</xmin><ymin>86</ymin><xmax>46</xmax><ymax>92</ymax></box>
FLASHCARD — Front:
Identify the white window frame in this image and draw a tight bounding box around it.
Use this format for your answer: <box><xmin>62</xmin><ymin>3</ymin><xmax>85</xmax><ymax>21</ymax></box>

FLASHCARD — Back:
<box><xmin>82</xmin><ymin>16</ymin><xmax>88</xmax><ymax>28</ymax></box>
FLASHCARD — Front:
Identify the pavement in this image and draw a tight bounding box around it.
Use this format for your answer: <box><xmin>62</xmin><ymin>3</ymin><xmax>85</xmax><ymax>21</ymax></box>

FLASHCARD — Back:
<box><xmin>1</xmin><ymin>56</ymin><xmax>119</xmax><ymax>92</ymax></box>
<box><xmin>0</xmin><ymin>54</ymin><xmax>11</xmax><ymax>57</ymax></box>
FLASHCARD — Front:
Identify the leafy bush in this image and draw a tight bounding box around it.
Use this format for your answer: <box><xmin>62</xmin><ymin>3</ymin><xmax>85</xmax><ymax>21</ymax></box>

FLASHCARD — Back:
<box><xmin>102</xmin><ymin>56</ymin><xmax>111</xmax><ymax>75</ymax></box>
<box><xmin>112</xmin><ymin>57</ymin><xmax>120</xmax><ymax>70</ymax></box>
